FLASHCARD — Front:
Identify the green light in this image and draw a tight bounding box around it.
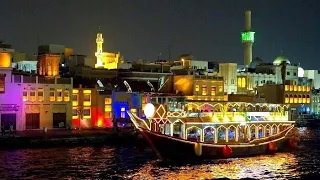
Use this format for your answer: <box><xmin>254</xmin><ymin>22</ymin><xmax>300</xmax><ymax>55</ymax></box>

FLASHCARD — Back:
<box><xmin>241</xmin><ymin>31</ymin><xmax>255</xmax><ymax>43</ymax></box>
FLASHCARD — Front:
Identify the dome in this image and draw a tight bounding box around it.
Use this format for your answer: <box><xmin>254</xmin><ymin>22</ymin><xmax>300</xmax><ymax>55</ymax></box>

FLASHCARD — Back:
<box><xmin>249</xmin><ymin>57</ymin><xmax>264</xmax><ymax>69</ymax></box>
<box><xmin>298</xmin><ymin>67</ymin><xmax>304</xmax><ymax>77</ymax></box>
<box><xmin>273</xmin><ymin>56</ymin><xmax>291</xmax><ymax>65</ymax></box>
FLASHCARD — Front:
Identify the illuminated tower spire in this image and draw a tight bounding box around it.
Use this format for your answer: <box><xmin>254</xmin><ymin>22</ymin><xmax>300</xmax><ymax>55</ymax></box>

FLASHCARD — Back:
<box><xmin>95</xmin><ymin>29</ymin><xmax>104</xmax><ymax>68</ymax></box>
<box><xmin>241</xmin><ymin>9</ymin><xmax>255</xmax><ymax>67</ymax></box>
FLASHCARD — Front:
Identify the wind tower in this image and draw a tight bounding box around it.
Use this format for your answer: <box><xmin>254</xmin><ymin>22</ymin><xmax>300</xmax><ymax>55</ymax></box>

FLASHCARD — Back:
<box><xmin>241</xmin><ymin>9</ymin><xmax>255</xmax><ymax>67</ymax></box>
<box><xmin>95</xmin><ymin>30</ymin><xmax>104</xmax><ymax>68</ymax></box>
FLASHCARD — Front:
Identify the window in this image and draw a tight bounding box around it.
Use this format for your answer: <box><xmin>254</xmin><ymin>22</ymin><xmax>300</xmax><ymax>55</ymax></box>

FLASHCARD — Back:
<box><xmin>298</xmin><ymin>86</ymin><xmax>302</xmax><ymax>91</ymax></box>
<box><xmin>72</xmin><ymin>94</ymin><xmax>78</xmax><ymax>106</ymax></box>
<box><xmin>231</xmin><ymin>79</ymin><xmax>235</xmax><ymax>84</ymax></box>
<box><xmin>211</xmin><ymin>86</ymin><xmax>216</xmax><ymax>96</ymax></box>
<box><xmin>130</xmin><ymin>108</ymin><xmax>137</xmax><ymax>115</ymax></box>
<box><xmin>293</xmin><ymin>72</ymin><xmax>297</xmax><ymax>76</ymax></box>
<box><xmin>23</xmin><ymin>91</ymin><xmax>28</xmax><ymax>101</ymax></box>
<box><xmin>195</xmin><ymin>85</ymin><xmax>199</xmax><ymax>92</ymax></box>
<box><xmin>202</xmin><ymin>85</ymin><xmax>207</xmax><ymax>95</ymax></box>
<box><xmin>307</xmin><ymin>95</ymin><xmax>310</xmax><ymax>103</ymax></box>
<box><xmin>72</xmin><ymin>107</ymin><xmax>78</xmax><ymax>119</ymax></box>
<box><xmin>83</xmin><ymin>94</ymin><xmax>91</xmax><ymax>106</ymax></box>
<box><xmin>237</xmin><ymin>78</ymin><xmax>242</xmax><ymax>88</ymax></box>
<box><xmin>105</xmin><ymin>105</ymin><xmax>112</xmax><ymax>112</ymax></box>
<box><xmin>83</xmin><ymin>108</ymin><xmax>91</xmax><ymax>118</ymax></box>
<box><xmin>241</xmin><ymin>78</ymin><xmax>246</xmax><ymax>88</ymax></box>
<box><xmin>307</xmin><ymin>86</ymin><xmax>310</xmax><ymax>92</ymax></box>
<box><xmin>105</xmin><ymin>98</ymin><xmax>112</xmax><ymax>105</ymax></box>
<box><xmin>105</xmin><ymin>112</ymin><xmax>112</xmax><ymax>118</ymax></box>
<box><xmin>289</xmin><ymin>95</ymin><xmax>293</xmax><ymax>103</ymax></box>
<box><xmin>285</xmin><ymin>85</ymin><xmax>289</xmax><ymax>91</ymax></box>
<box><xmin>38</xmin><ymin>89</ymin><xmax>44</xmax><ymax>101</ymax></box>
<box><xmin>294</xmin><ymin>85</ymin><xmax>297</xmax><ymax>91</ymax></box>
<box><xmin>121</xmin><ymin>107</ymin><xmax>126</xmax><ymax>118</ymax></box>
<box><xmin>287</xmin><ymin>72</ymin><xmax>290</xmax><ymax>76</ymax></box>
<box><xmin>219</xmin><ymin>86</ymin><xmax>223</xmax><ymax>92</ymax></box>
<box><xmin>49</xmin><ymin>91</ymin><xmax>55</xmax><ymax>102</ymax></box>
<box><xmin>285</xmin><ymin>94</ymin><xmax>289</xmax><ymax>103</ymax></box>
<box><xmin>56</xmin><ymin>89</ymin><xmax>62</xmax><ymax>102</ymax></box>
<box><xmin>294</xmin><ymin>95</ymin><xmax>298</xmax><ymax>103</ymax></box>
<box><xmin>289</xmin><ymin>85</ymin><xmax>293</xmax><ymax>91</ymax></box>
<box><xmin>30</xmin><ymin>91</ymin><xmax>36</xmax><ymax>102</ymax></box>
<box><xmin>64</xmin><ymin>90</ymin><xmax>70</xmax><ymax>102</ymax></box>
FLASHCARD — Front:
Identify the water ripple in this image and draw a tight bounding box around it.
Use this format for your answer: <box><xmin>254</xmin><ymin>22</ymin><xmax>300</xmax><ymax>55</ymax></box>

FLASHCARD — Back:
<box><xmin>0</xmin><ymin>127</ymin><xmax>320</xmax><ymax>179</ymax></box>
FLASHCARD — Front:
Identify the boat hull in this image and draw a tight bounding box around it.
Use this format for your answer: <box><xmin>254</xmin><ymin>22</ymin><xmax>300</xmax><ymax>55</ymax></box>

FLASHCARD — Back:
<box><xmin>142</xmin><ymin>130</ymin><xmax>292</xmax><ymax>160</ymax></box>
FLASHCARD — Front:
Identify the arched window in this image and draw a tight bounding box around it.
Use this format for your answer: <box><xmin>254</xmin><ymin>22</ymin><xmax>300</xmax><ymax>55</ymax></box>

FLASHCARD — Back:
<box><xmin>289</xmin><ymin>94</ymin><xmax>294</xmax><ymax>103</ymax></box>
<box><xmin>294</xmin><ymin>95</ymin><xmax>298</xmax><ymax>103</ymax></box>
<box><xmin>284</xmin><ymin>94</ymin><xmax>289</xmax><ymax>103</ymax></box>
<box><xmin>237</xmin><ymin>77</ymin><xmax>242</xmax><ymax>88</ymax></box>
<box><xmin>306</xmin><ymin>95</ymin><xmax>310</xmax><ymax>103</ymax></box>
<box><xmin>302</xmin><ymin>95</ymin><xmax>306</xmax><ymax>103</ymax></box>
<box><xmin>298</xmin><ymin>95</ymin><xmax>302</xmax><ymax>103</ymax></box>
<box><xmin>241</xmin><ymin>77</ymin><xmax>246</xmax><ymax>88</ymax></box>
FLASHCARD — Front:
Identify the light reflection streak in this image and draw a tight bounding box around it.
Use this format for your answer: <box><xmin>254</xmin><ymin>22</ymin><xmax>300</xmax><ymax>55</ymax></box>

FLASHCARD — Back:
<box><xmin>131</xmin><ymin>153</ymin><xmax>298</xmax><ymax>180</ymax></box>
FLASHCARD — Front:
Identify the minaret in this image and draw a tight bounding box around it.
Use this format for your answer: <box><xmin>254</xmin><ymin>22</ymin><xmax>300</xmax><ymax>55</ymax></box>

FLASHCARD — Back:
<box><xmin>95</xmin><ymin>32</ymin><xmax>104</xmax><ymax>68</ymax></box>
<box><xmin>241</xmin><ymin>9</ymin><xmax>255</xmax><ymax>67</ymax></box>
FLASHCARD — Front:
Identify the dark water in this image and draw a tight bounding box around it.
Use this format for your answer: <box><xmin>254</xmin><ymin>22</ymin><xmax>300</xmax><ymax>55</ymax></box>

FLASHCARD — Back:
<box><xmin>1</xmin><ymin>127</ymin><xmax>320</xmax><ymax>180</ymax></box>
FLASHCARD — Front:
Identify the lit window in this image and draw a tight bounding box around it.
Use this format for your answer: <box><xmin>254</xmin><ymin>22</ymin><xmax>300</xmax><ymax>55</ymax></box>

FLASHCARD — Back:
<box><xmin>83</xmin><ymin>108</ymin><xmax>91</xmax><ymax>118</ymax></box>
<box><xmin>23</xmin><ymin>91</ymin><xmax>28</xmax><ymax>101</ymax></box>
<box><xmin>211</xmin><ymin>86</ymin><xmax>216</xmax><ymax>96</ymax></box>
<box><xmin>289</xmin><ymin>96</ymin><xmax>293</xmax><ymax>103</ymax></box>
<box><xmin>237</xmin><ymin>77</ymin><xmax>242</xmax><ymax>88</ymax></box>
<box><xmin>121</xmin><ymin>107</ymin><xmax>126</xmax><ymax>118</ymax></box>
<box><xmin>307</xmin><ymin>95</ymin><xmax>310</xmax><ymax>103</ymax></box>
<box><xmin>285</xmin><ymin>85</ymin><xmax>289</xmax><ymax>91</ymax></box>
<box><xmin>56</xmin><ymin>89</ymin><xmax>62</xmax><ymax>102</ymax></box>
<box><xmin>105</xmin><ymin>98</ymin><xmax>112</xmax><ymax>105</ymax></box>
<box><xmin>49</xmin><ymin>91</ymin><xmax>55</xmax><ymax>102</ymax></box>
<box><xmin>290</xmin><ymin>85</ymin><xmax>293</xmax><ymax>91</ymax></box>
<box><xmin>302</xmin><ymin>86</ymin><xmax>306</xmax><ymax>92</ymax></box>
<box><xmin>298</xmin><ymin>96</ymin><xmax>302</xmax><ymax>103</ymax></box>
<box><xmin>72</xmin><ymin>107</ymin><xmax>78</xmax><ymax>119</ymax></box>
<box><xmin>30</xmin><ymin>91</ymin><xmax>36</xmax><ymax>102</ymax></box>
<box><xmin>105</xmin><ymin>105</ymin><xmax>112</xmax><ymax>112</ymax></box>
<box><xmin>195</xmin><ymin>85</ymin><xmax>199</xmax><ymax>92</ymax></box>
<box><xmin>83</xmin><ymin>94</ymin><xmax>91</xmax><ymax>106</ymax></box>
<box><xmin>105</xmin><ymin>112</ymin><xmax>112</xmax><ymax>118</ymax></box>
<box><xmin>202</xmin><ymin>85</ymin><xmax>207</xmax><ymax>95</ymax></box>
<box><xmin>130</xmin><ymin>108</ymin><xmax>137</xmax><ymax>115</ymax></box>
<box><xmin>307</xmin><ymin>86</ymin><xmax>310</xmax><ymax>92</ymax></box>
<box><xmin>241</xmin><ymin>78</ymin><xmax>246</xmax><ymax>88</ymax></box>
<box><xmin>285</xmin><ymin>96</ymin><xmax>289</xmax><ymax>103</ymax></box>
<box><xmin>64</xmin><ymin>90</ymin><xmax>70</xmax><ymax>102</ymax></box>
<box><xmin>294</xmin><ymin>85</ymin><xmax>297</xmax><ymax>91</ymax></box>
<box><xmin>294</xmin><ymin>96</ymin><xmax>298</xmax><ymax>103</ymax></box>
<box><xmin>72</xmin><ymin>94</ymin><xmax>78</xmax><ymax>106</ymax></box>
<box><xmin>38</xmin><ymin>89</ymin><xmax>44</xmax><ymax>101</ymax></box>
<box><xmin>298</xmin><ymin>86</ymin><xmax>302</xmax><ymax>91</ymax></box>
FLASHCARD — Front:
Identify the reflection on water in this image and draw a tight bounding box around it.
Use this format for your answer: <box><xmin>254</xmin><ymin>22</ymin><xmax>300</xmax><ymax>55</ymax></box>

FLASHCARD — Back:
<box><xmin>0</xmin><ymin>127</ymin><xmax>320</xmax><ymax>179</ymax></box>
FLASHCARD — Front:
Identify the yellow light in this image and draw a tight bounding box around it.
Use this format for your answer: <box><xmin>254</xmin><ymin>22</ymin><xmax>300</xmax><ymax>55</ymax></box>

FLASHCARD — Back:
<box><xmin>72</xmin><ymin>89</ymin><xmax>78</xmax><ymax>94</ymax></box>
<box><xmin>83</xmin><ymin>90</ymin><xmax>91</xmax><ymax>94</ymax></box>
<box><xmin>144</xmin><ymin>103</ymin><xmax>155</xmax><ymax>118</ymax></box>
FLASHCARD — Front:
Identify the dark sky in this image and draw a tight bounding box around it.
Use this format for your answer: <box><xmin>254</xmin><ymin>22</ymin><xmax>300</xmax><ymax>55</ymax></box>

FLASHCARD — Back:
<box><xmin>0</xmin><ymin>0</ymin><xmax>319</xmax><ymax>69</ymax></box>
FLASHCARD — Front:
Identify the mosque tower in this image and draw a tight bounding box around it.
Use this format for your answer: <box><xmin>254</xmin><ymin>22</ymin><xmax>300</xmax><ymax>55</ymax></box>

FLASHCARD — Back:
<box><xmin>241</xmin><ymin>9</ymin><xmax>255</xmax><ymax>67</ymax></box>
<box><xmin>95</xmin><ymin>32</ymin><xmax>104</xmax><ymax>68</ymax></box>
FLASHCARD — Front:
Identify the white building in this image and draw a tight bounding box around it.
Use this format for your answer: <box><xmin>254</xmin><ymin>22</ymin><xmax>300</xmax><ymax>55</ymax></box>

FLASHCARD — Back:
<box><xmin>12</xmin><ymin>61</ymin><xmax>37</xmax><ymax>73</ymax></box>
<box><xmin>304</xmin><ymin>70</ymin><xmax>320</xmax><ymax>89</ymax></box>
<box><xmin>237</xmin><ymin>72</ymin><xmax>277</xmax><ymax>94</ymax></box>
<box><xmin>218</xmin><ymin>63</ymin><xmax>237</xmax><ymax>94</ymax></box>
<box><xmin>311</xmin><ymin>89</ymin><xmax>320</xmax><ymax>114</ymax></box>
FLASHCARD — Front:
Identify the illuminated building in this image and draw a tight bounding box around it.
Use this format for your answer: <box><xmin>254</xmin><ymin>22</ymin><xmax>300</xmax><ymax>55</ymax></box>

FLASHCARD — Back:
<box><xmin>237</xmin><ymin>72</ymin><xmax>276</xmax><ymax>95</ymax></box>
<box><xmin>311</xmin><ymin>89</ymin><xmax>320</xmax><ymax>115</ymax></box>
<box><xmin>241</xmin><ymin>10</ymin><xmax>255</xmax><ymax>67</ymax></box>
<box><xmin>38</xmin><ymin>44</ymin><xmax>74</xmax><ymax>65</ymax></box>
<box><xmin>258</xmin><ymin>79</ymin><xmax>312</xmax><ymax>114</ymax></box>
<box><xmin>71</xmin><ymin>83</ymin><xmax>143</xmax><ymax>128</ymax></box>
<box><xmin>94</xmin><ymin>33</ymin><xmax>131</xmax><ymax>70</ymax></box>
<box><xmin>304</xmin><ymin>70</ymin><xmax>320</xmax><ymax>89</ymax></box>
<box><xmin>38</xmin><ymin>54</ymin><xmax>60</xmax><ymax>77</ymax></box>
<box><xmin>158</xmin><ymin>74</ymin><xmax>227</xmax><ymax>102</ymax></box>
<box><xmin>218</xmin><ymin>63</ymin><xmax>237</xmax><ymax>94</ymax></box>
<box><xmin>170</xmin><ymin>54</ymin><xmax>208</xmax><ymax>75</ymax></box>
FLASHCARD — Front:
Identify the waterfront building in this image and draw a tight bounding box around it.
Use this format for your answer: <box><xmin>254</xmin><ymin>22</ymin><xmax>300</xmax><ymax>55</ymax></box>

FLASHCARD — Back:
<box><xmin>218</xmin><ymin>63</ymin><xmax>237</xmax><ymax>94</ymax></box>
<box><xmin>311</xmin><ymin>89</ymin><xmax>320</xmax><ymax>115</ymax></box>
<box><xmin>304</xmin><ymin>70</ymin><xmax>320</xmax><ymax>89</ymax></box>
<box><xmin>158</xmin><ymin>74</ymin><xmax>227</xmax><ymax>102</ymax></box>
<box><xmin>258</xmin><ymin>79</ymin><xmax>312</xmax><ymax>115</ymax></box>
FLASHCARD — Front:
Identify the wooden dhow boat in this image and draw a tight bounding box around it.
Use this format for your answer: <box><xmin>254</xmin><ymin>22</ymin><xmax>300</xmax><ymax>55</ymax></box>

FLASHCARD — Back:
<box><xmin>128</xmin><ymin>102</ymin><xmax>300</xmax><ymax>160</ymax></box>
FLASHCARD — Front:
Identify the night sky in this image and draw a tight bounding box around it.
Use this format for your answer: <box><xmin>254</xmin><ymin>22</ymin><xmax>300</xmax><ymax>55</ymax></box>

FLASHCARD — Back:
<box><xmin>0</xmin><ymin>0</ymin><xmax>319</xmax><ymax>69</ymax></box>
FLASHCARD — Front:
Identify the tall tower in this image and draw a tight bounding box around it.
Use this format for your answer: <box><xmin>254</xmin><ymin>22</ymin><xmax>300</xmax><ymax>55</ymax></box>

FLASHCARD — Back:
<box><xmin>241</xmin><ymin>9</ymin><xmax>255</xmax><ymax>67</ymax></box>
<box><xmin>95</xmin><ymin>33</ymin><xmax>104</xmax><ymax>68</ymax></box>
